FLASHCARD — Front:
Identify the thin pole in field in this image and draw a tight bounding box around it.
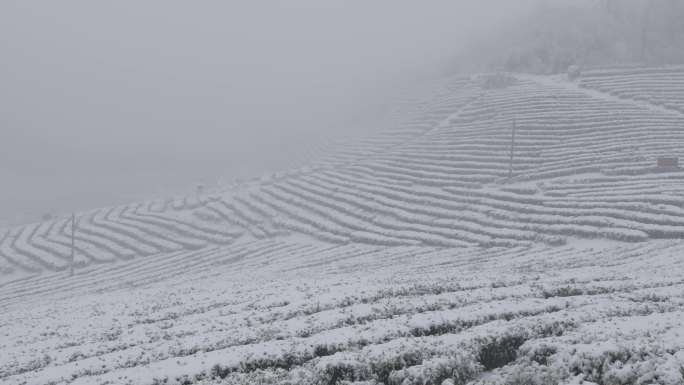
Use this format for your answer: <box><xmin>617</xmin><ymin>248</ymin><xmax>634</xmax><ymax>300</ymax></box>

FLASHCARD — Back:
<box><xmin>70</xmin><ymin>213</ymin><xmax>76</xmax><ymax>277</ymax></box>
<box><xmin>508</xmin><ymin>118</ymin><xmax>517</xmax><ymax>180</ymax></box>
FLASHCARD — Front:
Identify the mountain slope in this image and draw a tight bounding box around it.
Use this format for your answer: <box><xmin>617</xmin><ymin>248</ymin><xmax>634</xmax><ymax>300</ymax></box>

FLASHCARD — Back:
<box><xmin>2</xmin><ymin>67</ymin><xmax>684</xmax><ymax>385</ymax></box>
<box><xmin>2</xmin><ymin>68</ymin><xmax>684</xmax><ymax>282</ymax></box>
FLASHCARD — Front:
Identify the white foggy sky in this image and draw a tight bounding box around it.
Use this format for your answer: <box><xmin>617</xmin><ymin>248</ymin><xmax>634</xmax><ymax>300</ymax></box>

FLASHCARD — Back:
<box><xmin>1</xmin><ymin>0</ymin><xmax>533</xmax><ymax>224</ymax></box>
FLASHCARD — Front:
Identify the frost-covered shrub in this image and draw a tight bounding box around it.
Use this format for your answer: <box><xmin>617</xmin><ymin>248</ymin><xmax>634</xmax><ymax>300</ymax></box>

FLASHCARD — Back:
<box><xmin>532</xmin><ymin>319</ymin><xmax>576</xmax><ymax>338</ymax></box>
<box><xmin>551</xmin><ymin>343</ymin><xmax>684</xmax><ymax>385</ymax></box>
<box><xmin>22</xmin><ymin>354</ymin><xmax>53</xmax><ymax>374</ymax></box>
<box><xmin>628</xmin><ymin>293</ymin><xmax>670</xmax><ymax>303</ymax></box>
<box><xmin>519</xmin><ymin>342</ymin><xmax>559</xmax><ymax>366</ymax></box>
<box><xmin>205</xmin><ymin>368</ymin><xmax>294</xmax><ymax>385</ymax></box>
<box><xmin>207</xmin><ymin>350</ymin><xmax>315</xmax><ymax>381</ymax></box>
<box><xmin>476</xmin><ymin>334</ymin><xmax>528</xmax><ymax>370</ymax></box>
<box><xmin>67</xmin><ymin>350</ymin><xmax>87</xmax><ymax>363</ymax></box>
<box><xmin>370</xmin><ymin>351</ymin><xmax>424</xmax><ymax>384</ymax></box>
<box><xmin>541</xmin><ymin>286</ymin><xmax>584</xmax><ymax>299</ymax></box>
<box><xmin>410</xmin><ymin>321</ymin><xmax>470</xmax><ymax>338</ymax></box>
<box><xmin>314</xmin><ymin>355</ymin><xmax>371</xmax><ymax>385</ymax></box>
<box><xmin>469</xmin><ymin>362</ymin><xmax>562</xmax><ymax>385</ymax></box>
<box><xmin>240</xmin><ymin>352</ymin><xmax>310</xmax><ymax>372</ymax></box>
<box><xmin>151</xmin><ymin>377</ymin><xmax>169</xmax><ymax>385</ymax></box>
<box><xmin>210</xmin><ymin>363</ymin><xmax>236</xmax><ymax>379</ymax></box>
<box><xmin>387</xmin><ymin>354</ymin><xmax>482</xmax><ymax>385</ymax></box>
<box><xmin>175</xmin><ymin>374</ymin><xmax>194</xmax><ymax>385</ymax></box>
<box><xmin>314</xmin><ymin>343</ymin><xmax>345</xmax><ymax>358</ymax></box>
<box><xmin>101</xmin><ymin>327</ymin><xmax>123</xmax><ymax>341</ymax></box>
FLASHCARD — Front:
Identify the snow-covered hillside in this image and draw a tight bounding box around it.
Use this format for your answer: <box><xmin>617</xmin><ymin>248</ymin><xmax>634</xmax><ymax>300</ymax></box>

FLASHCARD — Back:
<box><xmin>3</xmin><ymin>239</ymin><xmax>684</xmax><ymax>385</ymax></box>
<box><xmin>1</xmin><ymin>67</ymin><xmax>684</xmax><ymax>385</ymax></box>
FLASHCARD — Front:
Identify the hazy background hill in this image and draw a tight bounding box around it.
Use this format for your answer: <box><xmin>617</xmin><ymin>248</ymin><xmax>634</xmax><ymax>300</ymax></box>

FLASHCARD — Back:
<box><xmin>451</xmin><ymin>0</ymin><xmax>684</xmax><ymax>74</ymax></box>
<box><xmin>3</xmin><ymin>0</ymin><xmax>684</xmax><ymax>226</ymax></box>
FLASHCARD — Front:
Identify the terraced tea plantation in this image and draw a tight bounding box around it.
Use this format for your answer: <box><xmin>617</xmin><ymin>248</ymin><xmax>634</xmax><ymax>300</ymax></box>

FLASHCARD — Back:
<box><xmin>1</xmin><ymin>67</ymin><xmax>684</xmax><ymax>385</ymax></box>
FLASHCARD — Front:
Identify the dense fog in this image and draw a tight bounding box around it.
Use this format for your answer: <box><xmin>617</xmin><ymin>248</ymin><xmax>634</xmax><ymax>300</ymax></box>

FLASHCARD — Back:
<box><xmin>4</xmin><ymin>0</ymin><xmax>683</xmax><ymax>225</ymax></box>
<box><xmin>4</xmin><ymin>3</ymin><xmax>684</xmax><ymax>383</ymax></box>
<box><xmin>1</xmin><ymin>0</ymin><xmax>534</xmax><ymax>225</ymax></box>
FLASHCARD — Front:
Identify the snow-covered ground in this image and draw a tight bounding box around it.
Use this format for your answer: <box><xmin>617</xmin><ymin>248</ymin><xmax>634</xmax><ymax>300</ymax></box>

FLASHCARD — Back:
<box><xmin>2</xmin><ymin>67</ymin><xmax>684</xmax><ymax>384</ymax></box>
<box><xmin>2</xmin><ymin>239</ymin><xmax>684</xmax><ymax>384</ymax></box>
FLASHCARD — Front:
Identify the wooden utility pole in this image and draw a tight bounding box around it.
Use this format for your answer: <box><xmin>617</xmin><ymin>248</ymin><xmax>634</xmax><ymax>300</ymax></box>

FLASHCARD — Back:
<box><xmin>508</xmin><ymin>118</ymin><xmax>517</xmax><ymax>180</ymax></box>
<box><xmin>70</xmin><ymin>213</ymin><xmax>76</xmax><ymax>277</ymax></box>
